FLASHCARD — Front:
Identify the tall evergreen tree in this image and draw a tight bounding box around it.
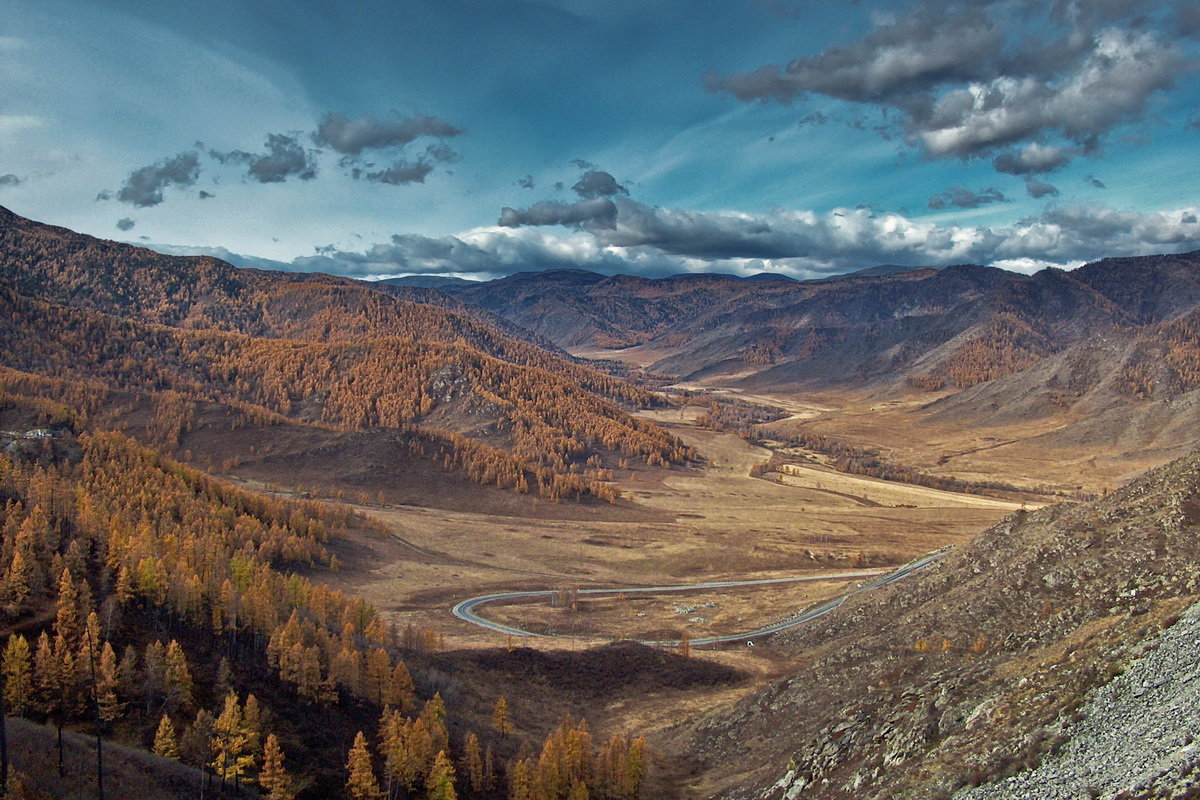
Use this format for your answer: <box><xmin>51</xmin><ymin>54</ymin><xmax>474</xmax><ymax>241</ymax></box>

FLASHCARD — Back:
<box><xmin>1</xmin><ymin>636</ymin><xmax>31</xmax><ymax>716</ymax></box>
<box><xmin>346</xmin><ymin>731</ymin><xmax>383</xmax><ymax>800</ymax></box>
<box><xmin>425</xmin><ymin>750</ymin><xmax>457</xmax><ymax>800</ymax></box>
<box><xmin>152</xmin><ymin>714</ymin><xmax>179</xmax><ymax>760</ymax></box>
<box><xmin>259</xmin><ymin>733</ymin><xmax>296</xmax><ymax>800</ymax></box>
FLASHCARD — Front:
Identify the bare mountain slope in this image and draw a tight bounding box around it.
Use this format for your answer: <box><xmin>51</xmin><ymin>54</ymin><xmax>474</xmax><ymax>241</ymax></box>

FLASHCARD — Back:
<box><xmin>668</xmin><ymin>448</ymin><xmax>1200</xmax><ymax>799</ymax></box>
<box><xmin>446</xmin><ymin>253</ymin><xmax>1200</xmax><ymax>397</ymax></box>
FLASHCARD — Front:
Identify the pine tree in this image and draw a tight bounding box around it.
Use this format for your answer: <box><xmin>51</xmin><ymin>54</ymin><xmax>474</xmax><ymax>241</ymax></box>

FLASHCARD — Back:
<box><xmin>346</xmin><ymin>730</ymin><xmax>383</xmax><ymax>800</ymax></box>
<box><xmin>163</xmin><ymin>639</ymin><xmax>194</xmax><ymax>712</ymax></box>
<box><xmin>54</xmin><ymin>568</ymin><xmax>81</xmax><ymax>648</ymax></box>
<box><xmin>242</xmin><ymin>693</ymin><xmax>264</xmax><ymax>754</ymax></box>
<box><xmin>116</xmin><ymin>645</ymin><xmax>139</xmax><ymax>698</ymax></box>
<box><xmin>141</xmin><ymin>640</ymin><xmax>166</xmax><ymax>715</ymax></box>
<box><xmin>2</xmin><ymin>635</ymin><xmax>32</xmax><ymax>715</ymax></box>
<box><xmin>464</xmin><ymin>732</ymin><xmax>485</xmax><ymax>793</ymax></box>
<box><xmin>425</xmin><ymin>750</ymin><xmax>457</xmax><ymax>800</ymax></box>
<box><xmin>179</xmin><ymin>709</ymin><xmax>215</xmax><ymax>770</ymax></box>
<box><xmin>508</xmin><ymin>758</ymin><xmax>534</xmax><ymax>800</ymax></box>
<box><xmin>152</xmin><ymin>714</ymin><xmax>180</xmax><ymax>760</ymax></box>
<box><xmin>364</xmin><ymin>647</ymin><xmax>390</xmax><ymax>706</ymax></box>
<box><xmin>384</xmin><ymin>661</ymin><xmax>415</xmax><ymax>711</ymax></box>
<box><xmin>492</xmin><ymin>695</ymin><xmax>511</xmax><ymax>736</ymax></box>
<box><xmin>378</xmin><ymin>706</ymin><xmax>411</xmax><ymax>798</ymax></box>
<box><xmin>96</xmin><ymin>641</ymin><xmax>123</xmax><ymax>723</ymax></box>
<box><xmin>420</xmin><ymin>692</ymin><xmax>449</xmax><ymax>755</ymax></box>
<box><xmin>259</xmin><ymin>733</ymin><xmax>296</xmax><ymax>800</ymax></box>
<box><xmin>5</xmin><ymin>548</ymin><xmax>31</xmax><ymax>606</ymax></box>
<box><xmin>215</xmin><ymin>656</ymin><xmax>233</xmax><ymax>698</ymax></box>
<box><xmin>213</xmin><ymin>692</ymin><xmax>253</xmax><ymax>785</ymax></box>
<box><xmin>623</xmin><ymin>738</ymin><xmax>646</xmax><ymax>800</ymax></box>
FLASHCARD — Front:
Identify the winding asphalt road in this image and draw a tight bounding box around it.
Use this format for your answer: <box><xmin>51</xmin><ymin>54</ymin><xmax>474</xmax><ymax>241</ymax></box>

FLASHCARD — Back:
<box><xmin>451</xmin><ymin>547</ymin><xmax>948</xmax><ymax>647</ymax></box>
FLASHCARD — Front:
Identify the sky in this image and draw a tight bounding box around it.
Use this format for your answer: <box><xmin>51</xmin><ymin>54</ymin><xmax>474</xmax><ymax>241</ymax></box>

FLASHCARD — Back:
<box><xmin>2</xmin><ymin>0</ymin><xmax>1199</xmax><ymax>281</ymax></box>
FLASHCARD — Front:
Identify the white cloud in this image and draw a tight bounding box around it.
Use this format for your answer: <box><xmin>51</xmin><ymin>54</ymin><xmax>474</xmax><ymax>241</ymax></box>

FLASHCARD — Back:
<box><xmin>197</xmin><ymin>200</ymin><xmax>1200</xmax><ymax>282</ymax></box>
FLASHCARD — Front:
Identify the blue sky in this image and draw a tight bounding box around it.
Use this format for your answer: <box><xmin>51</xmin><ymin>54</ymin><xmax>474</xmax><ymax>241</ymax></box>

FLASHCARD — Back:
<box><xmin>2</xmin><ymin>0</ymin><xmax>1198</xmax><ymax>279</ymax></box>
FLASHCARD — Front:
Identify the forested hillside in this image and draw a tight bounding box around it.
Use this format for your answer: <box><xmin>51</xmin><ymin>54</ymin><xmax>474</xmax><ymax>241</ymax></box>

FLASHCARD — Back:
<box><xmin>0</xmin><ymin>389</ymin><xmax>652</xmax><ymax>798</ymax></box>
<box><xmin>0</xmin><ymin>207</ymin><xmax>693</xmax><ymax>504</ymax></box>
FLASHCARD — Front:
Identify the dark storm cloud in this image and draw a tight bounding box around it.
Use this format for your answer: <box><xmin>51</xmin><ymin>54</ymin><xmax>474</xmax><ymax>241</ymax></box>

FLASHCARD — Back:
<box><xmin>498</xmin><ymin>198</ymin><xmax>618</xmax><ymax>229</ymax></box>
<box><xmin>928</xmin><ymin>186</ymin><xmax>1008</xmax><ymax>210</ymax></box>
<box><xmin>708</xmin><ymin>0</ymin><xmax>1193</xmax><ymax>172</ymax></box>
<box><xmin>1025</xmin><ymin>178</ymin><xmax>1060</xmax><ymax>199</ymax></box>
<box><xmin>708</xmin><ymin>3</ymin><xmax>1004</xmax><ymax>104</ymax></box>
<box><xmin>358</xmin><ymin>160</ymin><xmax>435</xmax><ymax>185</ymax></box>
<box><xmin>572</xmin><ymin>170</ymin><xmax>627</xmax><ymax>199</ymax></box>
<box><xmin>211</xmin><ymin>133</ymin><xmax>317</xmax><ymax>183</ymax></box>
<box><xmin>117</xmin><ymin>151</ymin><xmax>201</xmax><ymax>207</ymax></box>
<box><xmin>0</xmin><ymin>174</ymin><xmax>20</xmax><ymax>187</ymax></box>
<box><xmin>313</xmin><ymin>112</ymin><xmax>461</xmax><ymax>155</ymax></box>
<box><xmin>115</xmin><ymin>217</ymin><xmax>135</xmax><ymax>231</ymax></box>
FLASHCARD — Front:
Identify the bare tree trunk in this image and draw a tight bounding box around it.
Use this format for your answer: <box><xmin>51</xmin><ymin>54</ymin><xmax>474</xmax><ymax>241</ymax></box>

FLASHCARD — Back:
<box><xmin>0</xmin><ymin>680</ymin><xmax>9</xmax><ymax>798</ymax></box>
<box><xmin>87</xmin><ymin>625</ymin><xmax>105</xmax><ymax>800</ymax></box>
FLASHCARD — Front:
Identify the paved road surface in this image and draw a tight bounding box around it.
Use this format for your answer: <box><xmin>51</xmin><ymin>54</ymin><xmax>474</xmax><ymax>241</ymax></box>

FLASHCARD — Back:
<box><xmin>451</xmin><ymin>548</ymin><xmax>948</xmax><ymax>647</ymax></box>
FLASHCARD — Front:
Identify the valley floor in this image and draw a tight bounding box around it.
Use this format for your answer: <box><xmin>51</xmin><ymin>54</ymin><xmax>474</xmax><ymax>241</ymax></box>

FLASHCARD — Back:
<box><xmin>268</xmin><ymin>391</ymin><xmax>1043</xmax><ymax>773</ymax></box>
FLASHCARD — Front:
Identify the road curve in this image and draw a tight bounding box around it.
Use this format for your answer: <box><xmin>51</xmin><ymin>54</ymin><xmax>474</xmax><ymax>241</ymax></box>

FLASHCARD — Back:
<box><xmin>451</xmin><ymin>548</ymin><xmax>948</xmax><ymax>647</ymax></box>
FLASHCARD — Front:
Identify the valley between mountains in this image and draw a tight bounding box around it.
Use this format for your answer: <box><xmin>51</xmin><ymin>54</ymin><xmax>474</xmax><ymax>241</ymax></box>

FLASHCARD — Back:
<box><xmin>3</xmin><ymin>205</ymin><xmax>1200</xmax><ymax>799</ymax></box>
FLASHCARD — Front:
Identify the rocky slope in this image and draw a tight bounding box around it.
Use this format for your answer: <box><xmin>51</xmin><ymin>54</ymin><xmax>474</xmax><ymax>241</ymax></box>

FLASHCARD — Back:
<box><xmin>957</xmin><ymin>600</ymin><xmax>1200</xmax><ymax>800</ymax></box>
<box><xmin>667</xmin><ymin>448</ymin><xmax>1200</xmax><ymax>799</ymax></box>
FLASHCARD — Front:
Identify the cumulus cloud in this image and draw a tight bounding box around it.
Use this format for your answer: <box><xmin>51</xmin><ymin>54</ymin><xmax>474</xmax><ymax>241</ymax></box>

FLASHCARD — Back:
<box><xmin>914</xmin><ymin>29</ymin><xmax>1180</xmax><ymax>158</ymax></box>
<box><xmin>117</xmin><ymin>152</ymin><xmax>201</xmax><ymax>207</ymax></box>
<box><xmin>993</xmin><ymin>143</ymin><xmax>1078</xmax><ymax>174</ymax></box>
<box><xmin>212</xmin><ymin>133</ymin><xmax>317</xmax><ymax>183</ymax></box>
<box><xmin>115</xmin><ymin>217</ymin><xmax>135</xmax><ymax>231</ymax></box>
<box><xmin>709</xmin><ymin>1</ymin><xmax>1195</xmax><ymax>173</ymax></box>
<box><xmin>572</xmin><ymin>170</ymin><xmax>627</xmax><ymax>198</ymax></box>
<box><xmin>1025</xmin><ymin>177</ymin><xmax>1060</xmax><ymax>198</ymax></box>
<box><xmin>498</xmin><ymin>198</ymin><xmax>618</xmax><ymax>229</ymax></box>
<box><xmin>166</xmin><ymin>199</ymin><xmax>1200</xmax><ymax>283</ymax></box>
<box><xmin>313</xmin><ymin>112</ymin><xmax>461</xmax><ymax>155</ymax></box>
<box><xmin>0</xmin><ymin>173</ymin><xmax>20</xmax><ymax>187</ymax></box>
<box><xmin>708</xmin><ymin>3</ymin><xmax>1004</xmax><ymax>104</ymax></box>
<box><xmin>928</xmin><ymin>186</ymin><xmax>1007</xmax><ymax>209</ymax></box>
<box><xmin>104</xmin><ymin>106</ymin><xmax>461</xmax><ymax>207</ymax></box>
<box><xmin>486</xmin><ymin>188</ymin><xmax>1200</xmax><ymax>275</ymax></box>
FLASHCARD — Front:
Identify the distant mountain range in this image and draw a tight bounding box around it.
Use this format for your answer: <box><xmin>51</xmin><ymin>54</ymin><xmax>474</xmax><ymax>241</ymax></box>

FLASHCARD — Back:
<box><xmin>8</xmin><ymin>204</ymin><xmax>1200</xmax><ymax>492</ymax></box>
<box><xmin>436</xmin><ymin>254</ymin><xmax>1200</xmax><ymax>400</ymax></box>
